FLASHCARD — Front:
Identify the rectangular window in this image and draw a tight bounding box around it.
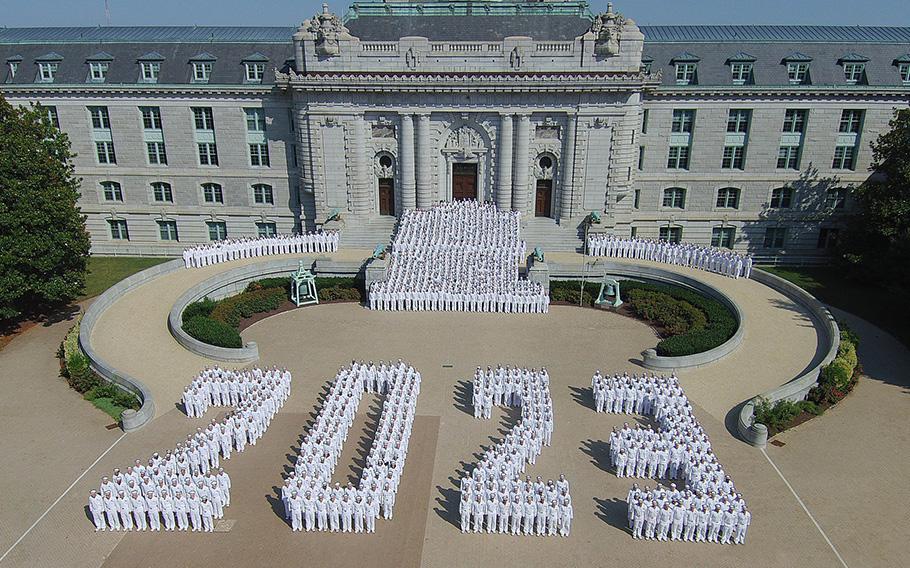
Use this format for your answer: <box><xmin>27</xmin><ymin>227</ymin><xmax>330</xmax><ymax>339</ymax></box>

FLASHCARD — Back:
<box><xmin>662</xmin><ymin>188</ymin><xmax>686</xmax><ymax>209</ymax></box>
<box><xmin>45</xmin><ymin>106</ymin><xmax>59</xmax><ymax>128</ymax></box>
<box><xmin>207</xmin><ymin>221</ymin><xmax>227</xmax><ymax>241</ymax></box>
<box><xmin>158</xmin><ymin>220</ymin><xmax>179</xmax><ymax>241</ymax></box>
<box><xmin>96</xmin><ymin>141</ymin><xmax>116</xmax><ymax>164</ymax></box>
<box><xmin>764</xmin><ymin>227</ymin><xmax>787</xmax><ymax>249</ymax></box>
<box><xmin>825</xmin><ymin>188</ymin><xmax>847</xmax><ymax>209</ymax></box>
<box><xmin>89</xmin><ymin>106</ymin><xmax>111</xmax><ymax>129</ymax></box>
<box><xmin>245</xmin><ymin>108</ymin><xmax>265</xmax><ymax>131</ymax></box>
<box><xmin>192</xmin><ymin>62</ymin><xmax>212</xmax><ymax>82</ymax></box>
<box><xmin>711</xmin><ymin>227</ymin><xmax>736</xmax><ymax>248</ymax></box>
<box><xmin>839</xmin><ymin>110</ymin><xmax>863</xmax><ymax>134</ymax></box>
<box><xmin>638</xmin><ymin>146</ymin><xmax>645</xmax><ymax>170</ymax></box>
<box><xmin>787</xmin><ymin>62</ymin><xmax>809</xmax><ymax>84</ymax></box>
<box><xmin>667</xmin><ymin>146</ymin><xmax>690</xmax><ymax>170</ymax></box>
<box><xmin>108</xmin><ymin>220</ymin><xmax>129</xmax><ymax>240</ymax></box>
<box><xmin>256</xmin><ymin>222</ymin><xmax>277</xmax><ymax>237</ymax></box>
<box><xmin>770</xmin><ymin>187</ymin><xmax>793</xmax><ymax>209</ymax></box>
<box><xmin>731</xmin><ymin>62</ymin><xmax>752</xmax><ymax>84</ymax></box>
<box><xmin>249</xmin><ymin>143</ymin><xmax>270</xmax><ymax>167</ymax></box>
<box><xmin>8</xmin><ymin>61</ymin><xmax>18</xmax><ymax>79</ymax></box>
<box><xmin>675</xmin><ymin>63</ymin><xmax>697</xmax><ymax>85</ymax></box>
<box><xmin>783</xmin><ymin>109</ymin><xmax>807</xmax><ymax>133</ymax></box>
<box><xmin>88</xmin><ymin>61</ymin><xmax>108</xmax><ymax>81</ymax></box>
<box><xmin>202</xmin><ymin>184</ymin><xmax>224</xmax><ymax>204</ymax></box>
<box><xmin>900</xmin><ymin>63</ymin><xmax>910</xmax><ymax>84</ymax></box>
<box><xmin>291</xmin><ymin>144</ymin><xmax>299</xmax><ymax>168</ymax></box>
<box><xmin>777</xmin><ymin>146</ymin><xmax>800</xmax><ymax>170</ymax></box>
<box><xmin>659</xmin><ymin>226</ymin><xmax>683</xmax><ymax>244</ymax></box>
<box><xmin>245</xmin><ymin>62</ymin><xmax>265</xmax><ymax>82</ymax></box>
<box><xmin>832</xmin><ymin>146</ymin><xmax>855</xmax><ymax>170</ymax></box>
<box><xmin>38</xmin><ymin>62</ymin><xmax>58</xmax><ymax>82</ymax></box>
<box><xmin>192</xmin><ymin>107</ymin><xmax>214</xmax><ymax>130</ymax></box>
<box><xmin>671</xmin><ymin>109</ymin><xmax>695</xmax><ymax>133</ymax></box>
<box><xmin>147</xmin><ymin>141</ymin><xmax>168</xmax><ymax>165</ymax></box>
<box><xmin>253</xmin><ymin>184</ymin><xmax>274</xmax><ymax>205</ymax></box>
<box><xmin>102</xmin><ymin>182</ymin><xmax>122</xmax><ymax>201</ymax></box>
<box><xmin>633</xmin><ymin>189</ymin><xmax>640</xmax><ymax>209</ymax></box>
<box><xmin>198</xmin><ymin>143</ymin><xmax>219</xmax><ymax>166</ymax></box>
<box><xmin>141</xmin><ymin>106</ymin><xmax>162</xmax><ymax>130</ymax></box>
<box><xmin>641</xmin><ymin>109</ymin><xmax>649</xmax><ymax>134</ymax></box>
<box><xmin>722</xmin><ymin>146</ymin><xmax>745</xmax><ymax>170</ymax></box>
<box><xmin>140</xmin><ymin>61</ymin><xmax>160</xmax><ymax>82</ymax></box>
<box><xmin>726</xmin><ymin>109</ymin><xmax>750</xmax><ymax>133</ymax></box>
<box><xmin>630</xmin><ymin>227</ymin><xmax>638</xmax><ymax>238</ymax></box>
<box><xmin>817</xmin><ymin>228</ymin><xmax>840</xmax><ymax>249</ymax></box>
<box><xmin>716</xmin><ymin>188</ymin><xmax>740</xmax><ymax>209</ymax></box>
<box><xmin>843</xmin><ymin>63</ymin><xmax>865</xmax><ymax>84</ymax></box>
<box><xmin>152</xmin><ymin>182</ymin><xmax>173</xmax><ymax>203</ymax></box>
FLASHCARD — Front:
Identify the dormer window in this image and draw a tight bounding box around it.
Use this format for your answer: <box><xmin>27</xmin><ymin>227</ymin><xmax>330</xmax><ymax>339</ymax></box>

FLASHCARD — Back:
<box><xmin>245</xmin><ymin>62</ymin><xmax>265</xmax><ymax>83</ymax></box>
<box><xmin>6</xmin><ymin>58</ymin><xmax>20</xmax><ymax>81</ymax></box>
<box><xmin>140</xmin><ymin>61</ymin><xmax>160</xmax><ymax>82</ymax></box>
<box><xmin>193</xmin><ymin>62</ymin><xmax>212</xmax><ymax>82</ymax></box>
<box><xmin>900</xmin><ymin>63</ymin><xmax>910</xmax><ymax>84</ymax></box>
<box><xmin>731</xmin><ymin>63</ymin><xmax>752</xmax><ymax>85</ymax></box>
<box><xmin>89</xmin><ymin>61</ymin><xmax>108</xmax><ymax>81</ymax></box>
<box><xmin>787</xmin><ymin>62</ymin><xmax>809</xmax><ymax>85</ymax></box>
<box><xmin>37</xmin><ymin>62</ymin><xmax>58</xmax><ymax>82</ymax></box>
<box><xmin>675</xmin><ymin>63</ymin><xmax>697</xmax><ymax>85</ymax></box>
<box><xmin>843</xmin><ymin>62</ymin><xmax>864</xmax><ymax>84</ymax></box>
<box><xmin>640</xmin><ymin>56</ymin><xmax>654</xmax><ymax>74</ymax></box>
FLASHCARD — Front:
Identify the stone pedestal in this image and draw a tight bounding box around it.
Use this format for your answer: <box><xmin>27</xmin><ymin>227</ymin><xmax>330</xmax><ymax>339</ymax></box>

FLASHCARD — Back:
<box><xmin>527</xmin><ymin>258</ymin><xmax>550</xmax><ymax>294</ymax></box>
<box><xmin>365</xmin><ymin>257</ymin><xmax>388</xmax><ymax>290</ymax></box>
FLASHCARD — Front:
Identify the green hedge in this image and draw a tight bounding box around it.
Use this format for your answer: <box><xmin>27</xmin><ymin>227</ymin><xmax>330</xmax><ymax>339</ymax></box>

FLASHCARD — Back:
<box><xmin>754</xmin><ymin>397</ymin><xmax>823</xmax><ymax>434</ymax></box>
<box><xmin>808</xmin><ymin>324</ymin><xmax>860</xmax><ymax>405</ymax></box>
<box><xmin>210</xmin><ymin>287</ymin><xmax>286</xmax><ymax>327</ymax></box>
<box><xmin>182</xmin><ymin>296</ymin><xmax>216</xmax><ymax>325</ymax></box>
<box><xmin>626</xmin><ymin>288</ymin><xmax>707</xmax><ymax>335</ymax></box>
<box><xmin>183</xmin><ymin>315</ymin><xmax>243</xmax><ymax>348</ymax></box>
<box><xmin>548</xmin><ymin>279</ymin><xmax>738</xmax><ymax>357</ymax></box>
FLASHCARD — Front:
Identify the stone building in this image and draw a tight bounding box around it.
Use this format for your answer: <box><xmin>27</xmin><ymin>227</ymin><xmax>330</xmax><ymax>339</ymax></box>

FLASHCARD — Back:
<box><xmin>2</xmin><ymin>1</ymin><xmax>908</xmax><ymax>260</ymax></box>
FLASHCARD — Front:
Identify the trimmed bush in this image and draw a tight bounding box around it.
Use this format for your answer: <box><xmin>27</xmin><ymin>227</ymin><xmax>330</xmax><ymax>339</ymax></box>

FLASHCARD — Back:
<box><xmin>182</xmin><ymin>296</ymin><xmax>216</xmax><ymax>324</ymax></box>
<box><xmin>246</xmin><ymin>277</ymin><xmax>288</xmax><ymax>292</ymax></box>
<box><xmin>754</xmin><ymin>397</ymin><xmax>801</xmax><ymax>433</ymax></box>
<box><xmin>626</xmin><ymin>288</ymin><xmax>707</xmax><ymax>335</ymax></box>
<box><xmin>183</xmin><ymin>315</ymin><xmax>243</xmax><ymax>348</ymax></box>
<box><xmin>66</xmin><ymin>350</ymin><xmax>100</xmax><ymax>393</ymax></box>
<box><xmin>210</xmin><ymin>287</ymin><xmax>286</xmax><ymax>327</ymax></box>
<box><xmin>320</xmin><ymin>286</ymin><xmax>363</xmax><ymax>302</ymax></box>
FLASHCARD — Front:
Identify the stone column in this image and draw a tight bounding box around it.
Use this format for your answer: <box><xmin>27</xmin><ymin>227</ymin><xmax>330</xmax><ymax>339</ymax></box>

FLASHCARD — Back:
<box><xmin>415</xmin><ymin>114</ymin><xmax>432</xmax><ymax>209</ymax></box>
<box><xmin>496</xmin><ymin>114</ymin><xmax>513</xmax><ymax>210</ymax></box>
<box><xmin>399</xmin><ymin>114</ymin><xmax>417</xmax><ymax>212</ymax></box>
<box><xmin>559</xmin><ymin>113</ymin><xmax>577</xmax><ymax>221</ymax></box>
<box><xmin>350</xmin><ymin>114</ymin><xmax>372</xmax><ymax>215</ymax></box>
<box><xmin>512</xmin><ymin>114</ymin><xmax>531</xmax><ymax>213</ymax></box>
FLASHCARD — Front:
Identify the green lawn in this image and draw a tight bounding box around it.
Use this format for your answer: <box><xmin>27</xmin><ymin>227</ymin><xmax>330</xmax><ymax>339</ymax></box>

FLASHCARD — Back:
<box><xmin>80</xmin><ymin>256</ymin><xmax>171</xmax><ymax>300</ymax></box>
<box><xmin>761</xmin><ymin>266</ymin><xmax>909</xmax><ymax>348</ymax></box>
<box><xmin>87</xmin><ymin>395</ymin><xmax>128</xmax><ymax>422</ymax></box>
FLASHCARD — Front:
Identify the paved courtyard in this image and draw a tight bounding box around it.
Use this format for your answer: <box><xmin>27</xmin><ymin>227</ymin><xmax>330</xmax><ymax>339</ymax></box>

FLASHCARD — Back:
<box><xmin>0</xmin><ymin>254</ymin><xmax>906</xmax><ymax>568</ymax></box>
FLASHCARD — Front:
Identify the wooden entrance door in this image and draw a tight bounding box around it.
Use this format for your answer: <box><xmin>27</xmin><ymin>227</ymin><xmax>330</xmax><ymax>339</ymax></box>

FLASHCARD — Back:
<box><xmin>535</xmin><ymin>179</ymin><xmax>553</xmax><ymax>217</ymax></box>
<box><xmin>378</xmin><ymin>178</ymin><xmax>395</xmax><ymax>216</ymax></box>
<box><xmin>452</xmin><ymin>163</ymin><xmax>478</xmax><ymax>201</ymax></box>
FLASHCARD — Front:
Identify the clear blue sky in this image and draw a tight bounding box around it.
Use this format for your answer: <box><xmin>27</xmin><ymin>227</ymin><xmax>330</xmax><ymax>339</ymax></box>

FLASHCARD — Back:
<box><xmin>0</xmin><ymin>0</ymin><xmax>907</xmax><ymax>27</ymax></box>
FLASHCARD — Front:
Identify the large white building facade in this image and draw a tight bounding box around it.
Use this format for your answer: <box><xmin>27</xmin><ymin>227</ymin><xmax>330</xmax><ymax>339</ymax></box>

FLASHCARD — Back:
<box><xmin>2</xmin><ymin>1</ymin><xmax>909</xmax><ymax>260</ymax></box>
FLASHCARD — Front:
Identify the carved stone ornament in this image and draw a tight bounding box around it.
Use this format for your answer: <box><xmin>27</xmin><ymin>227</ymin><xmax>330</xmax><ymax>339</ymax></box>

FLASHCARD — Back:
<box><xmin>591</xmin><ymin>2</ymin><xmax>625</xmax><ymax>57</ymax></box>
<box><xmin>304</xmin><ymin>3</ymin><xmax>350</xmax><ymax>57</ymax></box>
<box><xmin>535</xmin><ymin>125</ymin><xmax>560</xmax><ymax>140</ymax></box>
<box><xmin>444</xmin><ymin>125</ymin><xmax>485</xmax><ymax>159</ymax></box>
<box><xmin>405</xmin><ymin>47</ymin><xmax>420</xmax><ymax>69</ymax></box>
<box><xmin>374</xmin><ymin>152</ymin><xmax>395</xmax><ymax>178</ymax></box>
<box><xmin>509</xmin><ymin>47</ymin><xmax>523</xmax><ymax>71</ymax></box>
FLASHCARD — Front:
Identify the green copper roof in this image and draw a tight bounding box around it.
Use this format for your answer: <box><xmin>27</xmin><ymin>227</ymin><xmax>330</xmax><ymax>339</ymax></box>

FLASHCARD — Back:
<box><xmin>344</xmin><ymin>1</ymin><xmax>593</xmax><ymax>21</ymax></box>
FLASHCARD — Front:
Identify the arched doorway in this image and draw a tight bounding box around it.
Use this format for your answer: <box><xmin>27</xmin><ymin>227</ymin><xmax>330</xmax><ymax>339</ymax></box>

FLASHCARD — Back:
<box><xmin>534</xmin><ymin>154</ymin><xmax>557</xmax><ymax>217</ymax></box>
<box><xmin>375</xmin><ymin>152</ymin><xmax>396</xmax><ymax>216</ymax></box>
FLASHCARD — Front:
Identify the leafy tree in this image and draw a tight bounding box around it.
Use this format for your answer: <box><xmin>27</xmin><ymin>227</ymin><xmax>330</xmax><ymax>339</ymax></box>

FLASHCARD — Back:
<box><xmin>0</xmin><ymin>94</ymin><xmax>90</xmax><ymax>321</ymax></box>
<box><xmin>840</xmin><ymin>108</ymin><xmax>910</xmax><ymax>285</ymax></box>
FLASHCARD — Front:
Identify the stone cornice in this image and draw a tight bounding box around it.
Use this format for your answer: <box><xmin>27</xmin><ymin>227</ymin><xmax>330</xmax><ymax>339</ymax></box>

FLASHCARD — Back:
<box><xmin>0</xmin><ymin>83</ymin><xmax>277</xmax><ymax>98</ymax></box>
<box><xmin>648</xmin><ymin>85</ymin><xmax>910</xmax><ymax>99</ymax></box>
<box><xmin>276</xmin><ymin>70</ymin><xmax>661</xmax><ymax>93</ymax></box>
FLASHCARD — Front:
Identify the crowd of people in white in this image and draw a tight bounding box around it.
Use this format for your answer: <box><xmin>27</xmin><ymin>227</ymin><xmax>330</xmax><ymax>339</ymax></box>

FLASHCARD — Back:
<box><xmin>282</xmin><ymin>360</ymin><xmax>421</xmax><ymax>533</ymax></box>
<box><xmin>87</xmin><ymin>367</ymin><xmax>291</xmax><ymax>533</ymax></box>
<box><xmin>592</xmin><ymin>371</ymin><xmax>751</xmax><ymax>544</ymax></box>
<box><xmin>586</xmin><ymin>235</ymin><xmax>753</xmax><ymax>280</ymax></box>
<box><xmin>459</xmin><ymin>366</ymin><xmax>573</xmax><ymax>537</ymax></box>
<box><xmin>369</xmin><ymin>202</ymin><xmax>548</xmax><ymax>313</ymax></box>
<box><xmin>182</xmin><ymin>232</ymin><xmax>339</xmax><ymax>268</ymax></box>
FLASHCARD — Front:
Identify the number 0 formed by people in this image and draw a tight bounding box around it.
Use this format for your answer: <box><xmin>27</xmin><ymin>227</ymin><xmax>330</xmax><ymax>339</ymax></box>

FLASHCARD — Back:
<box><xmin>280</xmin><ymin>360</ymin><xmax>421</xmax><ymax>533</ymax></box>
<box><xmin>459</xmin><ymin>366</ymin><xmax>573</xmax><ymax>537</ymax></box>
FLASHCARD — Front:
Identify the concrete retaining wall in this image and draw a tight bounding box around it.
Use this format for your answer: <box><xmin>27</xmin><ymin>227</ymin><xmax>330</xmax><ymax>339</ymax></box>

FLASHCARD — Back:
<box><xmin>735</xmin><ymin>269</ymin><xmax>840</xmax><ymax>447</ymax></box>
<box><xmin>78</xmin><ymin>258</ymin><xmax>185</xmax><ymax>431</ymax></box>
<box><xmin>549</xmin><ymin>261</ymin><xmax>745</xmax><ymax>370</ymax></box>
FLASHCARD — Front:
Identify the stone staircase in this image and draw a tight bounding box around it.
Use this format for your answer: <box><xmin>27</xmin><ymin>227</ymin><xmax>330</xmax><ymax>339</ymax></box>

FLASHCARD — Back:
<box><xmin>520</xmin><ymin>216</ymin><xmax>584</xmax><ymax>253</ymax></box>
<box><xmin>337</xmin><ymin>215</ymin><xmax>398</xmax><ymax>250</ymax></box>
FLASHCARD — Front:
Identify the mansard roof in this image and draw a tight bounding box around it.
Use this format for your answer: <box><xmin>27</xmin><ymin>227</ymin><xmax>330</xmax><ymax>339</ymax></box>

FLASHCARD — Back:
<box><xmin>345</xmin><ymin>15</ymin><xmax>593</xmax><ymax>41</ymax></box>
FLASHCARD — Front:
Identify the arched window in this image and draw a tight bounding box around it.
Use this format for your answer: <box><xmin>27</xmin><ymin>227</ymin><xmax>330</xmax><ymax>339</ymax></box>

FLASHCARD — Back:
<box><xmin>662</xmin><ymin>187</ymin><xmax>686</xmax><ymax>209</ymax></box>
<box><xmin>151</xmin><ymin>182</ymin><xmax>172</xmax><ymax>203</ymax></box>
<box><xmin>716</xmin><ymin>187</ymin><xmax>740</xmax><ymax>209</ymax></box>
<box><xmin>202</xmin><ymin>183</ymin><xmax>223</xmax><ymax>204</ymax></box>
<box><xmin>252</xmin><ymin>183</ymin><xmax>274</xmax><ymax>205</ymax></box>
<box><xmin>101</xmin><ymin>181</ymin><xmax>122</xmax><ymax>202</ymax></box>
<box><xmin>770</xmin><ymin>187</ymin><xmax>793</xmax><ymax>209</ymax></box>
